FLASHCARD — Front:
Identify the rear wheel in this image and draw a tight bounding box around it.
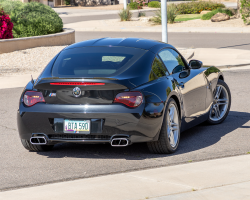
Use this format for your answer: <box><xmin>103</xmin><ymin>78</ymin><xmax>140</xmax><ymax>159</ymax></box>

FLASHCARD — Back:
<box><xmin>206</xmin><ymin>79</ymin><xmax>231</xmax><ymax>125</ymax></box>
<box><xmin>147</xmin><ymin>98</ymin><xmax>180</xmax><ymax>154</ymax></box>
<box><xmin>21</xmin><ymin>139</ymin><xmax>54</xmax><ymax>152</ymax></box>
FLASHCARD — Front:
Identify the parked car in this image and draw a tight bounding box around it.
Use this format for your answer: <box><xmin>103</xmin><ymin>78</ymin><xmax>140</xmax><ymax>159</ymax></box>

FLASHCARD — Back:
<box><xmin>17</xmin><ymin>38</ymin><xmax>231</xmax><ymax>153</ymax></box>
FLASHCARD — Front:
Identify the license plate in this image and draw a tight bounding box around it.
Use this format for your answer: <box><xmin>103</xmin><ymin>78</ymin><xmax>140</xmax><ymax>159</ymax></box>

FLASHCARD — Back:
<box><xmin>64</xmin><ymin>119</ymin><xmax>90</xmax><ymax>134</ymax></box>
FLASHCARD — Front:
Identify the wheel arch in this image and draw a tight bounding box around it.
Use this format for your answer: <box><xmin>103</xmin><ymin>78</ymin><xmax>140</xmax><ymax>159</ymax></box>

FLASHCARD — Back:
<box><xmin>169</xmin><ymin>94</ymin><xmax>181</xmax><ymax>120</ymax></box>
<box><xmin>218</xmin><ymin>75</ymin><xmax>224</xmax><ymax>81</ymax></box>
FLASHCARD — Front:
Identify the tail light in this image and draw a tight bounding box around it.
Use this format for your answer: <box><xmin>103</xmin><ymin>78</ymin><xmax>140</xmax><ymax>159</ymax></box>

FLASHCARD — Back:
<box><xmin>23</xmin><ymin>91</ymin><xmax>45</xmax><ymax>107</ymax></box>
<box><xmin>114</xmin><ymin>92</ymin><xmax>143</xmax><ymax>108</ymax></box>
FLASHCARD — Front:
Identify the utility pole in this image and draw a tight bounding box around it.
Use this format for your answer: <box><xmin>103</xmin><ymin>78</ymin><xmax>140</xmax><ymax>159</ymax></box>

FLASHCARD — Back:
<box><xmin>161</xmin><ymin>0</ymin><xmax>168</xmax><ymax>43</ymax></box>
<box><xmin>124</xmin><ymin>0</ymin><xmax>127</xmax><ymax>9</ymax></box>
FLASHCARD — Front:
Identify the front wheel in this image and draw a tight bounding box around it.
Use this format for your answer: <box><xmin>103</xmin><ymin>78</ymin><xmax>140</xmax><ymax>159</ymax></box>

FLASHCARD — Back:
<box><xmin>207</xmin><ymin>79</ymin><xmax>231</xmax><ymax>125</ymax></box>
<box><xmin>21</xmin><ymin>139</ymin><xmax>54</xmax><ymax>152</ymax></box>
<box><xmin>147</xmin><ymin>98</ymin><xmax>180</xmax><ymax>154</ymax></box>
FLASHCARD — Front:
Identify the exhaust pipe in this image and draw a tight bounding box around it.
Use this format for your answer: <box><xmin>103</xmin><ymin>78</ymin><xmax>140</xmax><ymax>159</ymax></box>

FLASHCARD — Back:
<box><xmin>111</xmin><ymin>138</ymin><xmax>129</xmax><ymax>147</ymax></box>
<box><xmin>30</xmin><ymin>136</ymin><xmax>47</xmax><ymax>145</ymax></box>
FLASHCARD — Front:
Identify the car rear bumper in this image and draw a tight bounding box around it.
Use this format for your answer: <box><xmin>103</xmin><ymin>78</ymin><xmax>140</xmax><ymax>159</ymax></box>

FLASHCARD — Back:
<box><xmin>17</xmin><ymin>102</ymin><xmax>164</xmax><ymax>144</ymax></box>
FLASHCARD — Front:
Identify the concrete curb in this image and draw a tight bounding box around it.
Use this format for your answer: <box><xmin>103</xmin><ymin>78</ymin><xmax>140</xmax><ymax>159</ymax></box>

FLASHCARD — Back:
<box><xmin>1</xmin><ymin>154</ymin><xmax>250</xmax><ymax>200</ymax></box>
<box><xmin>216</xmin><ymin>63</ymin><xmax>250</xmax><ymax>68</ymax></box>
<box><xmin>0</xmin><ymin>28</ymin><xmax>75</xmax><ymax>54</ymax></box>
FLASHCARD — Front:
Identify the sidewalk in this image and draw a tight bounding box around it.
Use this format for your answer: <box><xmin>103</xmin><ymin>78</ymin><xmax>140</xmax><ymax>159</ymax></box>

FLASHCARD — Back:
<box><xmin>192</xmin><ymin>48</ymin><xmax>250</xmax><ymax>67</ymax></box>
<box><xmin>1</xmin><ymin>154</ymin><xmax>250</xmax><ymax>199</ymax></box>
<box><xmin>55</xmin><ymin>7</ymin><xmax>158</xmax><ymax>17</ymax></box>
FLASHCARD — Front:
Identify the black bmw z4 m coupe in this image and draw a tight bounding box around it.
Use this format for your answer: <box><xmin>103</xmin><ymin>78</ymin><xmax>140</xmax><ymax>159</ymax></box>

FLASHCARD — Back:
<box><xmin>17</xmin><ymin>38</ymin><xmax>231</xmax><ymax>154</ymax></box>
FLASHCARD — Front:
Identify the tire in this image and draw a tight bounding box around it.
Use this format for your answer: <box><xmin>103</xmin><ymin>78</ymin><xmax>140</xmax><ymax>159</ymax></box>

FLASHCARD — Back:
<box><xmin>147</xmin><ymin>98</ymin><xmax>181</xmax><ymax>154</ymax></box>
<box><xmin>21</xmin><ymin>139</ymin><xmax>54</xmax><ymax>152</ymax></box>
<box><xmin>206</xmin><ymin>79</ymin><xmax>231</xmax><ymax>125</ymax></box>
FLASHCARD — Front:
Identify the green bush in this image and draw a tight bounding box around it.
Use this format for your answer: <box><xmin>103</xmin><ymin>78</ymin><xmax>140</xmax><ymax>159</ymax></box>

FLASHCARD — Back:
<box><xmin>240</xmin><ymin>0</ymin><xmax>250</xmax><ymax>25</ymax></box>
<box><xmin>148</xmin><ymin>1</ymin><xmax>160</xmax><ymax>8</ymax></box>
<box><xmin>0</xmin><ymin>0</ymin><xmax>63</xmax><ymax>38</ymax></box>
<box><xmin>150</xmin><ymin>5</ymin><xmax>177</xmax><ymax>24</ymax></box>
<box><xmin>201</xmin><ymin>8</ymin><xmax>233</xmax><ymax>20</ymax></box>
<box><xmin>118</xmin><ymin>8</ymin><xmax>132</xmax><ymax>21</ymax></box>
<box><xmin>176</xmin><ymin>1</ymin><xmax>225</xmax><ymax>14</ymax></box>
<box><xmin>65</xmin><ymin>0</ymin><xmax>70</xmax><ymax>5</ymax></box>
<box><xmin>129</xmin><ymin>1</ymin><xmax>139</xmax><ymax>10</ymax></box>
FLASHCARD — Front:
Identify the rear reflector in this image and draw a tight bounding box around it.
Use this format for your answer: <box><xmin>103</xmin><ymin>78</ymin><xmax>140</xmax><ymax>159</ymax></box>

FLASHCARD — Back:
<box><xmin>50</xmin><ymin>82</ymin><xmax>105</xmax><ymax>86</ymax></box>
<box><xmin>24</xmin><ymin>91</ymin><xmax>45</xmax><ymax>107</ymax></box>
<box><xmin>114</xmin><ymin>91</ymin><xmax>143</xmax><ymax>108</ymax></box>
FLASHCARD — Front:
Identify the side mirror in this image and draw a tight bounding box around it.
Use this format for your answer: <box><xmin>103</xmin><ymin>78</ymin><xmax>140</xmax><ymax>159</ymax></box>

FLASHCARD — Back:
<box><xmin>189</xmin><ymin>60</ymin><xmax>203</xmax><ymax>69</ymax></box>
<box><xmin>179</xmin><ymin>70</ymin><xmax>189</xmax><ymax>79</ymax></box>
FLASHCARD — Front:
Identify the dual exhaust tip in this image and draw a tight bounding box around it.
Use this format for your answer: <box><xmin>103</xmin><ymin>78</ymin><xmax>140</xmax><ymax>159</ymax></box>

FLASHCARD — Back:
<box><xmin>30</xmin><ymin>135</ymin><xmax>130</xmax><ymax>147</ymax></box>
<box><xmin>110</xmin><ymin>138</ymin><xmax>129</xmax><ymax>147</ymax></box>
<box><xmin>30</xmin><ymin>136</ymin><xmax>47</xmax><ymax>145</ymax></box>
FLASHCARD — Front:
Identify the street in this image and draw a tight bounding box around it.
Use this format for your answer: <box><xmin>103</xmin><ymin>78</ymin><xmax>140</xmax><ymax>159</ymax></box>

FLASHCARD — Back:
<box><xmin>76</xmin><ymin>32</ymin><xmax>250</xmax><ymax>50</ymax></box>
<box><xmin>1</xmin><ymin>68</ymin><xmax>250</xmax><ymax>191</ymax></box>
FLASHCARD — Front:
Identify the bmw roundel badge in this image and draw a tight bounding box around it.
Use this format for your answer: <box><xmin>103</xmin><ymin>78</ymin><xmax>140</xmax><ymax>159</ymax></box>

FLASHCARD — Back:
<box><xmin>73</xmin><ymin>87</ymin><xmax>81</xmax><ymax>97</ymax></box>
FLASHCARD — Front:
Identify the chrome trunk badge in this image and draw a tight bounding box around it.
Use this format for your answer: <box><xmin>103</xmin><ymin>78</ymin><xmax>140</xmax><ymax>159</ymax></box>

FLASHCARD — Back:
<box><xmin>73</xmin><ymin>87</ymin><xmax>81</xmax><ymax>97</ymax></box>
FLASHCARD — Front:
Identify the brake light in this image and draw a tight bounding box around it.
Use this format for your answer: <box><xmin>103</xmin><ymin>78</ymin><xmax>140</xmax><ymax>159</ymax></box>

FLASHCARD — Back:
<box><xmin>50</xmin><ymin>82</ymin><xmax>105</xmax><ymax>86</ymax></box>
<box><xmin>23</xmin><ymin>91</ymin><xmax>45</xmax><ymax>107</ymax></box>
<box><xmin>114</xmin><ymin>92</ymin><xmax>143</xmax><ymax>108</ymax></box>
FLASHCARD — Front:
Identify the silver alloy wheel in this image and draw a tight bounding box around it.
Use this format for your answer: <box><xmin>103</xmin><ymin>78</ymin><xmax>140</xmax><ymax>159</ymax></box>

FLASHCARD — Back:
<box><xmin>209</xmin><ymin>85</ymin><xmax>229</xmax><ymax>121</ymax></box>
<box><xmin>167</xmin><ymin>104</ymin><xmax>179</xmax><ymax>148</ymax></box>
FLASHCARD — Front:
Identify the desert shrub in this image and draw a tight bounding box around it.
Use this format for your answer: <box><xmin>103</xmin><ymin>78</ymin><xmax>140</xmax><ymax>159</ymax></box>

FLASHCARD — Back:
<box><xmin>150</xmin><ymin>9</ymin><xmax>161</xmax><ymax>24</ymax></box>
<box><xmin>0</xmin><ymin>0</ymin><xmax>63</xmax><ymax>38</ymax></box>
<box><xmin>148</xmin><ymin>1</ymin><xmax>160</xmax><ymax>8</ymax></box>
<box><xmin>176</xmin><ymin>1</ymin><xmax>225</xmax><ymax>14</ymax></box>
<box><xmin>201</xmin><ymin>8</ymin><xmax>233</xmax><ymax>20</ymax></box>
<box><xmin>150</xmin><ymin>5</ymin><xmax>177</xmax><ymax>24</ymax></box>
<box><xmin>240</xmin><ymin>0</ymin><xmax>250</xmax><ymax>25</ymax></box>
<box><xmin>138</xmin><ymin>11</ymin><xmax>146</xmax><ymax>17</ymax></box>
<box><xmin>0</xmin><ymin>7</ymin><xmax>13</xmax><ymax>39</ymax></box>
<box><xmin>167</xmin><ymin>4</ymin><xmax>177</xmax><ymax>23</ymax></box>
<box><xmin>118</xmin><ymin>8</ymin><xmax>132</xmax><ymax>21</ymax></box>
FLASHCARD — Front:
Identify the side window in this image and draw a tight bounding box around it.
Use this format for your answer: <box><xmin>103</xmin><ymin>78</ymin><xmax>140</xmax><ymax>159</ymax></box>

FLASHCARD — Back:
<box><xmin>149</xmin><ymin>56</ymin><xmax>168</xmax><ymax>81</ymax></box>
<box><xmin>158</xmin><ymin>49</ymin><xmax>187</xmax><ymax>75</ymax></box>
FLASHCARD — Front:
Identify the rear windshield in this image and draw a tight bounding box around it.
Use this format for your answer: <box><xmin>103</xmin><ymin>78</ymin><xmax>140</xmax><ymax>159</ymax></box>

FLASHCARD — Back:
<box><xmin>52</xmin><ymin>47</ymin><xmax>147</xmax><ymax>78</ymax></box>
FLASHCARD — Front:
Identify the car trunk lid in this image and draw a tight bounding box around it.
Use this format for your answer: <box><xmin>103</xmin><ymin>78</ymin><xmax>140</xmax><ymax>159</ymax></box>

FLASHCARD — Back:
<box><xmin>33</xmin><ymin>78</ymin><xmax>130</xmax><ymax>105</ymax></box>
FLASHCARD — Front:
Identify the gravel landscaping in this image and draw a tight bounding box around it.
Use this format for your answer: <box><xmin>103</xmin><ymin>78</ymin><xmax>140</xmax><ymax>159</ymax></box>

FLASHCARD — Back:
<box><xmin>0</xmin><ymin>46</ymin><xmax>66</xmax><ymax>76</ymax></box>
<box><xmin>168</xmin><ymin>18</ymin><xmax>246</xmax><ymax>27</ymax></box>
<box><xmin>104</xmin><ymin>17</ymin><xmax>246</xmax><ymax>28</ymax></box>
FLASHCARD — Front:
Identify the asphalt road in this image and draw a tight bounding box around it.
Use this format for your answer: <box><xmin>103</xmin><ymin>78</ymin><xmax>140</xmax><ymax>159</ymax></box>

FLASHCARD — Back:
<box><xmin>1</xmin><ymin>69</ymin><xmax>250</xmax><ymax>191</ymax></box>
<box><xmin>76</xmin><ymin>32</ymin><xmax>250</xmax><ymax>50</ymax></box>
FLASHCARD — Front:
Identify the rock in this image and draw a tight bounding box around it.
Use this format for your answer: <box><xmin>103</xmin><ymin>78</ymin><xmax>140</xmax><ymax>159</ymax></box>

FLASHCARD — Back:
<box><xmin>211</xmin><ymin>13</ymin><xmax>230</xmax><ymax>22</ymax></box>
<box><xmin>139</xmin><ymin>17</ymin><xmax>150</xmax><ymax>22</ymax></box>
<box><xmin>200</xmin><ymin>10</ymin><xmax>211</xmax><ymax>15</ymax></box>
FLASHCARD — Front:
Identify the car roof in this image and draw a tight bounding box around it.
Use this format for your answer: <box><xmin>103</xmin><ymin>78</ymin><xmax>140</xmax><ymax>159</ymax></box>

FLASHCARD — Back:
<box><xmin>64</xmin><ymin>37</ymin><xmax>174</xmax><ymax>51</ymax></box>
